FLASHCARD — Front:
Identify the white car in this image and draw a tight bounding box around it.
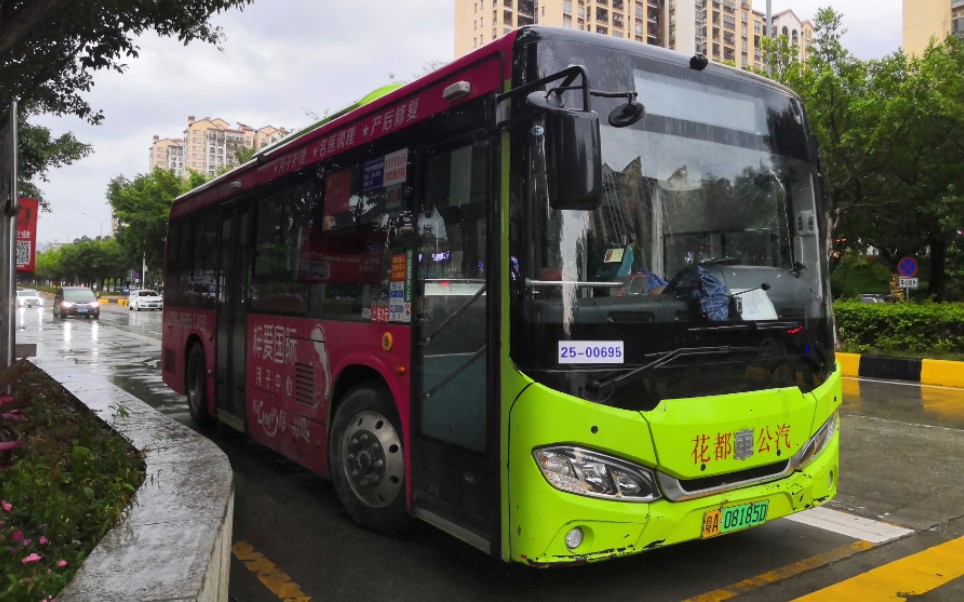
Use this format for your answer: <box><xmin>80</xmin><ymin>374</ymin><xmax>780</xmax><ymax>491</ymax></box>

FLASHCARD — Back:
<box><xmin>16</xmin><ymin>289</ymin><xmax>43</xmax><ymax>307</ymax></box>
<box><xmin>128</xmin><ymin>289</ymin><xmax>163</xmax><ymax>311</ymax></box>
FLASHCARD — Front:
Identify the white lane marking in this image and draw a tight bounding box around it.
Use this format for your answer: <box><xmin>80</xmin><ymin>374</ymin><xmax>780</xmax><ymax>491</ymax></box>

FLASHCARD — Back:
<box><xmin>784</xmin><ymin>507</ymin><xmax>913</xmax><ymax>543</ymax></box>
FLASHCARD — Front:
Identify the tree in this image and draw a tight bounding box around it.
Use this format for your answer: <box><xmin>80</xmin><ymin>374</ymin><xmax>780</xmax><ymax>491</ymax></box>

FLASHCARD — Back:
<box><xmin>16</xmin><ymin>121</ymin><xmax>91</xmax><ymax>205</ymax></box>
<box><xmin>33</xmin><ymin>237</ymin><xmax>123</xmax><ymax>288</ymax></box>
<box><xmin>766</xmin><ymin>9</ymin><xmax>964</xmax><ymax>300</ymax></box>
<box><xmin>0</xmin><ymin>0</ymin><xmax>253</xmax><ymax>202</ymax></box>
<box><xmin>107</xmin><ymin>168</ymin><xmax>210</xmax><ymax>273</ymax></box>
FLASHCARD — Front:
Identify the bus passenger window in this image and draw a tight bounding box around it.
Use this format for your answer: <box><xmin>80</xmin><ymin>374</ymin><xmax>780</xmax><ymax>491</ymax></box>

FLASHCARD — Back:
<box><xmin>251</xmin><ymin>178</ymin><xmax>321</xmax><ymax>314</ymax></box>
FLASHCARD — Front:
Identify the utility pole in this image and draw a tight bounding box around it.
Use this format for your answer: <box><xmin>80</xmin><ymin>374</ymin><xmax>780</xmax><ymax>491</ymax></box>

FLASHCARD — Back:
<box><xmin>0</xmin><ymin>102</ymin><xmax>18</xmax><ymax>370</ymax></box>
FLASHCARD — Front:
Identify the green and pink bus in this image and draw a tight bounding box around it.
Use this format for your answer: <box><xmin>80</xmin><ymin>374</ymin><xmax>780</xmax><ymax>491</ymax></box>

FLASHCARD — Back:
<box><xmin>162</xmin><ymin>26</ymin><xmax>841</xmax><ymax>566</ymax></box>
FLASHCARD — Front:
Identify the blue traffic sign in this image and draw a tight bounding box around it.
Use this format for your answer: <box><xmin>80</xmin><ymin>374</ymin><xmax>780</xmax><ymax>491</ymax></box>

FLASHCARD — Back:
<box><xmin>898</xmin><ymin>256</ymin><xmax>918</xmax><ymax>278</ymax></box>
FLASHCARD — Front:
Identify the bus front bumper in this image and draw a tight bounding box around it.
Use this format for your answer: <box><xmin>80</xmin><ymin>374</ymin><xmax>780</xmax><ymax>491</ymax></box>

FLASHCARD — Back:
<box><xmin>510</xmin><ymin>432</ymin><xmax>839</xmax><ymax>566</ymax></box>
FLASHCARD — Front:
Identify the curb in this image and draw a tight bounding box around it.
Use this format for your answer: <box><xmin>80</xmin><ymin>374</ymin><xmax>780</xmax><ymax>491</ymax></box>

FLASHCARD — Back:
<box><xmin>29</xmin><ymin>358</ymin><xmax>234</xmax><ymax>602</ymax></box>
<box><xmin>837</xmin><ymin>352</ymin><xmax>964</xmax><ymax>388</ymax></box>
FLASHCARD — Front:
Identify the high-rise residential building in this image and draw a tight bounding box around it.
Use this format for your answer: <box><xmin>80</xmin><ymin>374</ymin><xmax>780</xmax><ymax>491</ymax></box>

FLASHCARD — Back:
<box><xmin>903</xmin><ymin>0</ymin><xmax>964</xmax><ymax>57</ymax></box>
<box><xmin>149</xmin><ymin>116</ymin><xmax>288</xmax><ymax>178</ymax></box>
<box><xmin>769</xmin><ymin>9</ymin><xmax>813</xmax><ymax>64</ymax></box>
<box><xmin>149</xmin><ymin>136</ymin><xmax>184</xmax><ymax>175</ymax></box>
<box><xmin>454</xmin><ymin>1</ymin><xmax>811</xmax><ymax>72</ymax></box>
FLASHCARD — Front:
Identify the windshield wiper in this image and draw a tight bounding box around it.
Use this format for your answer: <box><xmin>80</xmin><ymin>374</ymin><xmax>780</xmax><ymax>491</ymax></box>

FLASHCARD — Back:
<box><xmin>587</xmin><ymin>346</ymin><xmax>759</xmax><ymax>397</ymax></box>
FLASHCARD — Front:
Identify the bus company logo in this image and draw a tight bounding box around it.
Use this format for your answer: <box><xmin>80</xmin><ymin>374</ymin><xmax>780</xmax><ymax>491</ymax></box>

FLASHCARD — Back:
<box><xmin>690</xmin><ymin>424</ymin><xmax>792</xmax><ymax>466</ymax></box>
<box><xmin>734</xmin><ymin>429</ymin><xmax>754</xmax><ymax>460</ymax></box>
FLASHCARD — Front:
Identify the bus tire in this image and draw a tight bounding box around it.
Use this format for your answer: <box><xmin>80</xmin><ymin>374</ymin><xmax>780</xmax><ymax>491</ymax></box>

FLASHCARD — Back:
<box><xmin>329</xmin><ymin>385</ymin><xmax>411</xmax><ymax>535</ymax></box>
<box><xmin>186</xmin><ymin>344</ymin><xmax>211</xmax><ymax>427</ymax></box>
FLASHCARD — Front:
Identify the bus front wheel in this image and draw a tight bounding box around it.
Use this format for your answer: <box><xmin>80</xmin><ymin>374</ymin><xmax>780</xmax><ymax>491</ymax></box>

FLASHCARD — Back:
<box><xmin>185</xmin><ymin>344</ymin><xmax>211</xmax><ymax>427</ymax></box>
<box><xmin>329</xmin><ymin>385</ymin><xmax>411</xmax><ymax>535</ymax></box>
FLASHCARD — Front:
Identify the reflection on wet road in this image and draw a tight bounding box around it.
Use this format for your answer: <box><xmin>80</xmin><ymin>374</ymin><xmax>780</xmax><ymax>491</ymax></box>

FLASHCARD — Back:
<box><xmin>15</xmin><ymin>302</ymin><xmax>189</xmax><ymax>423</ymax></box>
<box><xmin>842</xmin><ymin>375</ymin><xmax>964</xmax><ymax>430</ymax></box>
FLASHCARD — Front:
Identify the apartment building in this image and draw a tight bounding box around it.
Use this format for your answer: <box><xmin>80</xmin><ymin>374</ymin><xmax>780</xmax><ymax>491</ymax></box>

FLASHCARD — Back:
<box><xmin>455</xmin><ymin>1</ymin><xmax>811</xmax><ymax>72</ymax></box>
<box><xmin>903</xmin><ymin>0</ymin><xmax>964</xmax><ymax>57</ymax></box>
<box><xmin>149</xmin><ymin>117</ymin><xmax>288</xmax><ymax>178</ymax></box>
<box><xmin>149</xmin><ymin>136</ymin><xmax>184</xmax><ymax>175</ymax></box>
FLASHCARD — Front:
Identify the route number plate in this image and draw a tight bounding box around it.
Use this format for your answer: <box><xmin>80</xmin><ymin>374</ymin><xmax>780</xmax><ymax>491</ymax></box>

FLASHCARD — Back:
<box><xmin>558</xmin><ymin>341</ymin><xmax>624</xmax><ymax>364</ymax></box>
<box><xmin>702</xmin><ymin>500</ymin><xmax>769</xmax><ymax>538</ymax></box>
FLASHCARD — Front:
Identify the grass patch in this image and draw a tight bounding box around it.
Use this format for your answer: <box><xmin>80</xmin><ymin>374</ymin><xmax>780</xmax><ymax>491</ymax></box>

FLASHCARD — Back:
<box><xmin>1</xmin><ymin>364</ymin><xmax>145</xmax><ymax>601</ymax></box>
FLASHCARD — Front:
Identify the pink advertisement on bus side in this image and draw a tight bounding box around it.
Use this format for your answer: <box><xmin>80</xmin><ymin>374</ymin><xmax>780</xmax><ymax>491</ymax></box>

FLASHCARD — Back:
<box><xmin>245</xmin><ymin>314</ymin><xmax>411</xmax><ymax>475</ymax></box>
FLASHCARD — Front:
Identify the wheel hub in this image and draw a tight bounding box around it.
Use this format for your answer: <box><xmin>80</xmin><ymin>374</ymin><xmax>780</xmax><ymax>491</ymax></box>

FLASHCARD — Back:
<box><xmin>341</xmin><ymin>411</ymin><xmax>403</xmax><ymax>508</ymax></box>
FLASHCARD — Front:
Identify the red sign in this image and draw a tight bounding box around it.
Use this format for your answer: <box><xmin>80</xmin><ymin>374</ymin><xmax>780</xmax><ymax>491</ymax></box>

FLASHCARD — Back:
<box><xmin>16</xmin><ymin>197</ymin><xmax>39</xmax><ymax>272</ymax></box>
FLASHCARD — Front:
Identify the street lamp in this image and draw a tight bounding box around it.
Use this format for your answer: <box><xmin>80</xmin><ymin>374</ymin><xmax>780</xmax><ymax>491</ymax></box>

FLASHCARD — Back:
<box><xmin>79</xmin><ymin>212</ymin><xmax>106</xmax><ymax>239</ymax></box>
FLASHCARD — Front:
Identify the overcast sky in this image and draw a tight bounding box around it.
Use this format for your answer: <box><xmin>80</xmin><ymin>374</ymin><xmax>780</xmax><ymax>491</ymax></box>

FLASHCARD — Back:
<box><xmin>32</xmin><ymin>0</ymin><xmax>902</xmax><ymax>246</ymax></box>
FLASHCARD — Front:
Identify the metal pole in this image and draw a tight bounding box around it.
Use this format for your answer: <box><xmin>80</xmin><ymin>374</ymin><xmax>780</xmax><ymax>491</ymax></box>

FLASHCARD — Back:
<box><xmin>0</xmin><ymin>102</ymin><xmax>18</xmax><ymax>369</ymax></box>
<box><xmin>142</xmin><ymin>252</ymin><xmax>147</xmax><ymax>289</ymax></box>
<box><xmin>766</xmin><ymin>0</ymin><xmax>773</xmax><ymax>76</ymax></box>
<box><xmin>766</xmin><ymin>0</ymin><xmax>772</xmax><ymax>39</ymax></box>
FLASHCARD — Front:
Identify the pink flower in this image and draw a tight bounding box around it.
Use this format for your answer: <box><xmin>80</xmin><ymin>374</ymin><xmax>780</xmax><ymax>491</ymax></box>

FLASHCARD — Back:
<box><xmin>1</xmin><ymin>500</ymin><xmax>11</xmax><ymax>512</ymax></box>
<box><xmin>40</xmin><ymin>536</ymin><xmax>48</xmax><ymax>545</ymax></box>
<box><xmin>22</xmin><ymin>552</ymin><xmax>42</xmax><ymax>563</ymax></box>
<box><xmin>23</xmin><ymin>539</ymin><xmax>31</xmax><ymax>546</ymax></box>
<box><xmin>57</xmin><ymin>560</ymin><xmax>68</xmax><ymax>568</ymax></box>
<box><xmin>12</xmin><ymin>530</ymin><xmax>24</xmax><ymax>541</ymax></box>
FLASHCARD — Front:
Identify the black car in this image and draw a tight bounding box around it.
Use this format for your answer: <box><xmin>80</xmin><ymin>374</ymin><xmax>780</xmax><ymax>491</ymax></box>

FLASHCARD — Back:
<box><xmin>53</xmin><ymin>287</ymin><xmax>100</xmax><ymax>319</ymax></box>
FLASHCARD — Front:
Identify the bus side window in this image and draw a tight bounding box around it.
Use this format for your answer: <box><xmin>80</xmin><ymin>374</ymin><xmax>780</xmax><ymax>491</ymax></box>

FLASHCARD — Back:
<box><xmin>168</xmin><ymin>211</ymin><xmax>218</xmax><ymax>309</ymax></box>
<box><xmin>252</xmin><ymin>178</ymin><xmax>320</xmax><ymax>315</ymax></box>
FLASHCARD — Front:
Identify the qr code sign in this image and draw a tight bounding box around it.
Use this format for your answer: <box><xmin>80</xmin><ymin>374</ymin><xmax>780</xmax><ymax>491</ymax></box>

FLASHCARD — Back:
<box><xmin>16</xmin><ymin>240</ymin><xmax>31</xmax><ymax>266</ymax></box>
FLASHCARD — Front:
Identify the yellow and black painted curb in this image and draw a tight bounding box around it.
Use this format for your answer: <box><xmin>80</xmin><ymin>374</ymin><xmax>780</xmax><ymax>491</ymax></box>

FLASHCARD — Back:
<box><xmin>98</xmin><ymin>297</ymin><xmax>128</xmax><ymax>306</ymax></box>
<box><xmin>838</xmin><ymin>352</ymin><xmax>963</xmax><ymax>388</ymax></box>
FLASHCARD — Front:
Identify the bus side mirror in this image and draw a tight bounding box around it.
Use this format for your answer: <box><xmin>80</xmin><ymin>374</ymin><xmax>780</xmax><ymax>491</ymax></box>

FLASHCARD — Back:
<box><xmin>544</xmin><ymin>109</ymin><xmax>602</xmax><ymax>211</ymax></box>
<box><xmin>527</xmin><ymin>90</ymin><xmax>602</xmax><ymax>211</ymax></box>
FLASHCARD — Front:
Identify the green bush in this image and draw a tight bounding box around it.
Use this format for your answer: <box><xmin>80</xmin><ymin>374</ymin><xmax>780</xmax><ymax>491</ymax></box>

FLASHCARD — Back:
<box><xmin>830</xmin><ymin>254</ymin><xmax>892</xmax><ymax>299</ymax></box>
<box><xmin>834</xmin><ymin>300</ymin><xmax>964</xmax><ymax>355</ymax></box>
<box><xmin>1</xmin><ymin>365</ymin><xmax>144</xmax><ymax>601</ymax></box>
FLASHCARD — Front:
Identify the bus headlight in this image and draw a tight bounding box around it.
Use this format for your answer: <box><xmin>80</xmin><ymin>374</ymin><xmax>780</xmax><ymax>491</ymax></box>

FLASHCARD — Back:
<box><xmin>532</xmin><ymin>446</ymin><xmax>661</xmax><ymax>502</ymax></box>
<box><xmin>791</xmin><ymin>411</ymin><xmax>838</xmax><ymax>469</ymax></box>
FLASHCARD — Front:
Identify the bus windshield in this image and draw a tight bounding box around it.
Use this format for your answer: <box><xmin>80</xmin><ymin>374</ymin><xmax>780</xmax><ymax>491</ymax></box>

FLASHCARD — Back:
<box><xmin>512</xmin><ymin>40</ymin><xmax>834</xmax><ymax>408</ymax></box>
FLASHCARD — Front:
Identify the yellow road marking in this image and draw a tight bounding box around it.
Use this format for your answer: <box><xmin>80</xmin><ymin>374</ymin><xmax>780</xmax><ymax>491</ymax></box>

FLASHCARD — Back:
<box><xmin>684</xmin><ymin>541</ymin><xmax>874</xmax><ymax>602</ymax></box>
<box><xmin>793</xmin><ymin>536</ymin><xmax>964</xmax><ymax>600</ymax></box>
<box><xmin>232</xmin><ymin>540</ymin><xmax>311</xmax><ymax>602</ymax></box>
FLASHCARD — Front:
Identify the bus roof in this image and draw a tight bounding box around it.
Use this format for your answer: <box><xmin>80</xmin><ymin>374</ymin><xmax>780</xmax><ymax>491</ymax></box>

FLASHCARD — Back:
<box><xmin>170</xmin><ymin>29</ymin><xmax>520</xmax><ymax>218</ymax></box>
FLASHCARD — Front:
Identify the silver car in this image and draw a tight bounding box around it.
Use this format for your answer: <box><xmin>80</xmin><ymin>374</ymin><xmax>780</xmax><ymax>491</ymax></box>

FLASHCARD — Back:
<box><xmin>128</xmin><ymin>289</ymin><xmax>164</xmax><ymax>311</ymax></box>
<box><xmin>16</xmin><ymin>289</ymin><xmax>43</xmax><ymax>307</ymax></box>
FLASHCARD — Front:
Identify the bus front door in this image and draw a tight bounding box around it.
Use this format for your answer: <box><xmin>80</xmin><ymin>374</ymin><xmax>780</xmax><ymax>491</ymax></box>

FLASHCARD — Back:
<box><xmin>215</xmin><ymin>204</ymin><xmax>252</xmax><ymax>430</ymax></box>
<box><xmin>412</xmin><ymin>140</ymin><xmax>497</xmax><ymax>553</ymax></box>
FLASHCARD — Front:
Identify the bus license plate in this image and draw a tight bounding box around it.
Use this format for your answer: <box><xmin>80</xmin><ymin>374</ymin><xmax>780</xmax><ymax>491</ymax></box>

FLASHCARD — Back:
<box><xmin>702</xmin><ymin>500</ymin><xmax>769</xmax><ymax>538</ymax></box>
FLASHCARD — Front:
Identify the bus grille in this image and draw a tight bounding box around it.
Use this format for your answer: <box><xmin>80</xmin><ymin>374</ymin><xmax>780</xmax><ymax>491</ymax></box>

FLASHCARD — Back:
<box><xmin>294</xmin><ymin>362</ymin><xmax>314</xmax><ymax>405</ymax></box>
<box><xmin>658</xmin><ymin>460</ymin><xmax>791</xmax><ymax>501</ymax></box>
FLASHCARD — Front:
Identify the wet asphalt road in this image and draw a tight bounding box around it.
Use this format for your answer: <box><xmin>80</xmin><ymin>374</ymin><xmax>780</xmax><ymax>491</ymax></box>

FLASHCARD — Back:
<box><xmin>15</xmin><ymin>301</ymin><xmax>964</xmax><ymax>601</ymax></box>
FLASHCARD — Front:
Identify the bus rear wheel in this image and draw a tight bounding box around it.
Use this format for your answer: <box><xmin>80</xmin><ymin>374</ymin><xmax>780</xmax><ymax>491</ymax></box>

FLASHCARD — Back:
<box><xmin>329</xmin><ymin>385</ymin><xmax>411</xmax><ymax>535</ymax></box>
<box><xmin>185</xmin><ymin>344</ymin><xmax>211</xmax><ymax>427</ymax></box>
